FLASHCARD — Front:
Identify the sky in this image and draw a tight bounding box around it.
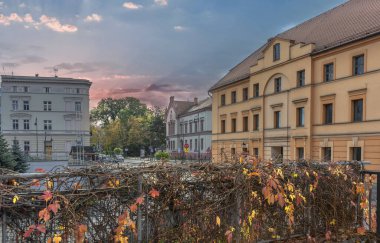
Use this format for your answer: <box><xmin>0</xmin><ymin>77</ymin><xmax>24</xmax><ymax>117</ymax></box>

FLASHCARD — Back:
<box><xmin>0</xmin><ymin>0</ymin><xmax>347</xmax><ymax>108</ymax></box>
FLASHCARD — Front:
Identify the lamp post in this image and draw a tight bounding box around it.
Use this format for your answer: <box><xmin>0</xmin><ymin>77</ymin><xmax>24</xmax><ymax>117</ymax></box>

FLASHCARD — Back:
<box><xmin>197</xmin><ymin>113</ymin><xmax>200</xmax><ymax>163</ymax></box>
<box><xmin>35</xmin><ymin>117</ymin><xmax>38</xmax><ymax>158</ymax></box>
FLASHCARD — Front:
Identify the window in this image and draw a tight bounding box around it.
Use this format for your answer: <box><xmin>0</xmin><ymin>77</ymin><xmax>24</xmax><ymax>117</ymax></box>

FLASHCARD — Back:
<box><xmin>75</xmin><ymin>102</ymin><xmax>81</xmax><ymax>112</ymax></box>
<box><xmin>324</xmin><ymin>103</ymin><xmax>333</xmax><ymax>124</ymax></box>
<box><xmin>243</xmin><ymin>116</ymin><xmax>248</xmax><ymax>132</ymax></box>
<box><xmin>24</xmin><ymin>119</ymin><xmax>30</xmax><ymax>130</ymax></box>
<box><xmin>352</xmin><ymin>99</ymin><xmax>363</xmax><ymax>122</ymax></box>
<box><xmin>185</xmin><ymin>123</ymin><xmax>188</xmax><ymax>134</ymax></box>
<box><xmin>12</xmin><ymin>86</ymin><xmax>17</xmax><ymax>92</ymax></box>
<box><xmin>324</xmin><ymin>63</ymin><xmax>334</xmax><ymax>82</ymax></box>
<box><xmin>274</xmin><ymin>111</ymin><xmax>281</xmax><ymax>128</ymax></box>
<box><xmin>24</xmin><ymin>141</ymin><xmax>30</xmax><ymax>154</ymax></box>
<box><xmin>221</xmin><ymin>120</ymin><xmax>226</xmax><ymax>134</ymax></box>
<box><xmin>231</xmin><ymin>91</ymin><xmax>237</xmax><ymax>104</ymax></box>
<box><xmin>201</xmin><ymin>138</ymin><xmax>204</xmax><ymax>150</ymax></box>
<box><xmin>23</xmin><ymin>101</ymin><xmax>29</xmax><ymax>111</ymax></box>
<box><xmin>12</xmin><ymin>100</ymin><xmax>18</xmax><ymax>111</ymax></box>
<box><xmin>231</xmin><ymin>148</ymin><xmax>236</xmax><ymax>155</ymax></box>
<box><xmin>273</xmin><ymin>43</ymin><xmax>280</xmax><ymax>61</ymax></box>
<box><xmin>253</xmin><ymin>148</ymin><xmax>259</xmax><ymax>158</ymax></box>
<box><xmin>353</xmin><ymin>55</ymin><xmax>364</xmax><ymax>76</ymax></box>
<box><xmin>180</xmin><ymin>123</ymin><xmax>183</xmax><ymax>134</ymax></box>
<box><xmin>253</xmin><ymin>83</ymin><xmax>259</xmax><ymax>98</ymax></box>
<box><xmin>351</xmin><ymin>147</ymin><xmax>362</xmax><ymax>161</ymax></box>
<box><xmin>45</xmin><ymin>87</ymin><xmax>50</xmax><ymax>93</ymax></box>
<box><xmin>190</xmin><ymin>139</ymin><xmax>192</xmax><ymax>151</ymax></box>
<box><xmin>44</xmin><ymin>120</ymin><xmax>52</xmax><ymax>130</ymax></box>
<box><xmin>297</xmin><ymin>70</ymin><xmax>305</xmax><ymax>87</ymax></box>
<box><xmin>13</xmin><ymin>140</ymin><xmax>19</xmax><ymax>147</ymax></box>
<box><xmin>43</xmin><ymin>101</ymin><xmax>52</xmax><ymax>111</ymax></box>
<box><xmin>242</xmin><ymin>88</ymin><xmax>248</xmax><ymax>101</ymax></box>
<box><xmin>274</xmin><ymin>77</ymin><xmax>281</xmax><ymax>93</ymax></box>
<box><xmin>76</xmin><ymin>88</ymin><xmax>81</xmax><ymax>94</ymax></box>
<box><xmin>195</xmin><ymin>121</ymin><xmax>198</xmax><ymax>133</ymax></box>
<box><xmin>231</xmin><ymin>118</ymin><xmax>237</xmax><ymax>133</ymax></box>
<box><xmin>253</xmin><ymin>114</ymin><xmax>259</xmax><ymax>131</ymax></box>
<box><xmin>12</xmin><ymin>119</ymin><xmax>19</xmax><ymax>130</ymax></box>
<box><xmin>200</xmin><ymin>119</ymin><xmax>204</xmax><ymax>131</ymax></box>
<box><xmin>195</xmin><ymin>139</ymin><xmax>198</xmax><ymax>151</ymax></box>
<box><xmin>24</xmin><ymin>86</ymin><xmax>28</xmax><ymax>93</ymax></box>
<box><xmin>297</xmin><ymin>107</ymin><xmax>305</xmax><ymax>127</ymax></box>
<box><xmin>221</xmin><ymin>94</ymin><xmax>226</xmax><ymax>106</ymax></box>
<box><xmin>297</xmin><ymin>147</ymin><xmax>305</xmax><ymax>160</ymax></box>
<box><xmin>189</xmin><ymin>122</ymin><xmax>193</xmax><ymax>133</ymax></box>
<box><xmin>322</xmin><ymin>147</ymin><xmax>332</xmax><ymax>161</ymax></box>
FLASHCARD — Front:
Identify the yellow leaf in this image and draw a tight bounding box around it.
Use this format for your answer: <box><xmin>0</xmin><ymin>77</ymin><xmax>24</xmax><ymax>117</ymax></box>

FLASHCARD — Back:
<box><xmin>12</xmin><ymin>195</ymin><xmax>19</xmax><ymax>204</ymax></box>
<box><xmin>251</xmin><ymin>191</ymin><xmax>258</xmax><ymax>198</ymax></box>
<box><xmin>216</xmin><ymin>216</ymin><xmax>221</xmax><ymax>227</ymax></box>
<box><xmin>330</xmin><ymin>219</ymin><xmax>336</xmax><ymax>226</ymax></box>
<box><xmin>239</xmin><ymin>156</ymin><xmax>244</xmax><ymax>163</ymax></box>
<box><xmin>309</xmin><ymin>184</ymin><xmax>313</xmax><ymax>193</ymax></box>
<box><xmin>53</xmin><ymin>234</ymin><xmax>62</xmax><ymax>243</ymax></box>
<box><xmin>47</xmin><ymin>179</ymin><xmax>54</xmax><ymax>190</ymax></box>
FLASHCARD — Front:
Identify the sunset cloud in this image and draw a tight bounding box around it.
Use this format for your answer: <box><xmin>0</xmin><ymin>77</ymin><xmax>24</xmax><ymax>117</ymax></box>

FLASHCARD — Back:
<box><xmin>123</xmin><ymin>2</ymin><xmax>143</xmax><ymax>9</ymax></box>
<box><xmin>0</xmin><ymin>13</ymin><xmax>77</xmax><ymax>33</ymax></box>
<box><xmin>154</xmin><ymin>0</ymin><xmax>168</xmax><ymax>6</ymax></box>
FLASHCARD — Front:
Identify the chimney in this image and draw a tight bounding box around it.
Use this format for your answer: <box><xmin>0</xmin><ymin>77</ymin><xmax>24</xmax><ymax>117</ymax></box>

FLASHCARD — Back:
<box><xmin>35</xmin><ymin>73</ymin><xmax>39</xmax><ymax>77</ymax></box>
<box><xmin>170</xmin><ymin>96</ymin><xmax>174</xmax><ymax>103</ymax></box>
<box><xmin>194</xmin><ymin>97</ymin><xmax>198</xmax><ymax>105</ymax></box>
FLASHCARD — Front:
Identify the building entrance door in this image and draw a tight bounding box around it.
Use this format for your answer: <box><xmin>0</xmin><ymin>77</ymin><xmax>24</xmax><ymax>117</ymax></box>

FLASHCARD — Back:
<box><xmin>44</xmin><ymin>141</ymin><xmax>52</xmax><ymax>160</ymax></box>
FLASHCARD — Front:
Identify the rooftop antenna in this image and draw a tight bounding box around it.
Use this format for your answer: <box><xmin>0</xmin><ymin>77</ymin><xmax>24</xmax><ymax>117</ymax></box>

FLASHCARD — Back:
<box><xmin>2</xmin><ymin>63</ymin><xmax>15</xmax><ymax>76</ymax></box>
<box><xmin>53</xmin><ymin>66</ymin><xmax>58</xmax><ymax>77</ymax></box>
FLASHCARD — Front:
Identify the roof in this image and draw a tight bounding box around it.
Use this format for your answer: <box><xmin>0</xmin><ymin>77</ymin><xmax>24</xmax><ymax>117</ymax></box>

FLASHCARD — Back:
<box><xmin>209</xmin><ymin>0</ymin><xmax>380</xmax><ymax>92</ymax></box>
<box><xmin>183</xmin><ymin>97</ymin><xmax>212</xmax><ymax>114</ymax></box>
<box><xmin>1</xmin><ymin>75</ymin><xmax>92</xmax><ymax>86</ymax></box>
<box><xmin>170</xmin><ymin>100</ymin><xmax>195</xmax><ymax>117</ymax></box>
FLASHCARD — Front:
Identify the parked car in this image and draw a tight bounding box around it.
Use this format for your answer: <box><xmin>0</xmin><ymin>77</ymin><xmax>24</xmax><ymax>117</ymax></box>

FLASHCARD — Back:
<box><xmin>115</xmin><ymin>155</ymin><xmax>124</xmax><ymax>162</ymax></box>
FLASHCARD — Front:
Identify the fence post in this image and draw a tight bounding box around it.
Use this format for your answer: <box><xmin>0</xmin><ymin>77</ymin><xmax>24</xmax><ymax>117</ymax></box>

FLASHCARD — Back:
<box><xmin>1</xmin><ymin>208</ymin><xmax>6</xmax><ymax>243</ymax></box>
<box><xmin>137</xmin><ymin>174</ymin><xmax>143</xmax><ymax>243</ymax></box>
<box><xmin>376</xmin><ymin>174</ymin><xmax>380</xmax><ymax>236</ymax></box>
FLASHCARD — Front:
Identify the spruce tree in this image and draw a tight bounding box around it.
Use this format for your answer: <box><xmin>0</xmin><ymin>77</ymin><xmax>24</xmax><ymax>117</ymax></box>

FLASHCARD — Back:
<box><xmin>0</xmin><ymin>133</ymin><xmax>16</xmax><ymax>171</ymax></box>
<box><xmin>12</xmin><ymin>143</ymin><xmax>29</xmax><ymax>173</ymax></box>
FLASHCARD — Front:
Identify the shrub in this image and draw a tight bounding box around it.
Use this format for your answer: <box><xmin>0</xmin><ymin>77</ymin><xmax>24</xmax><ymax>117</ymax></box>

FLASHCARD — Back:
<box><xmin>113</xmin><ymin>147</ymin><xmax>122</xmax><ymax>155</ymax></box>
<box><xmin>155</xmin><ymin>151</ymin><xmax>169</xmax><ymax>160</ymax></box>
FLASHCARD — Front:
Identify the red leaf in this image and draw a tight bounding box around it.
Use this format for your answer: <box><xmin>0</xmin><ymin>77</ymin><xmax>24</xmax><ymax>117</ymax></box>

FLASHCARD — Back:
<box><xmin>38</xmin><ymin>208</ymin><xmax>50</xmax><ymax>222</ymax></box>
<box><xmin>24</xmin><ymin>225</ymin><xmax>36</xmax><ymax>238</ymax></box>
<box><xmin>325</xmin><ymin>230</ymin><xmax>331</xmax><ymax>240</ymax></box>
<box><xmin>277</xmin><ymin>193</ymin><xmax>285</xmax><ymax>207</ymax></box>
<box><xmin>357</xmin><ymin>226</ymin><xmax>366</xmax><ymax>235</ymax></box>
<box><xmin>36</xmin><ymin>224</ymin><xmax>46</xmax><ymax>234</ymax></box>
<box><xmin>48</xmin><ymin>201</ymin><xmax>60</xmax><ymax>215</ymax></box>
<box><xmin>39</xmin><ymin>190</ymin><xmax>53</xmax><ymax>202</ymax></box>
<box><xmin>225</xmin><ymin>230</ymin><xmax>233</xmax><ymax>243</ymax></box>
<box><xmin>149</xmin><ymin>188</ymin><xmax>160</xmax><ymax>198</ymax></box>
<box><xmin>130</xmin><ymin>204</ymin><xmax>138</xmax><ymax>213</ymax></box>
<box><xmin>35</xmin><ymin>168</ymin><xmax>46</xmax><ymax>173</ymax></box>
<box><xmin>136</xmin><ymin>196</ymin><xmax>144</xmax><ymax>205</ymax></box>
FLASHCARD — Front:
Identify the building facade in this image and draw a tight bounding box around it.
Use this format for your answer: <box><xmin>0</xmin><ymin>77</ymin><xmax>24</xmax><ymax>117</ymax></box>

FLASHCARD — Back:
<box><xmin>0</xmin><ymin>75</ymin><xmax>91</xmax><ymax>160</ymax></box>
<box><xmin>166</xmin><ymin>96</ymin><xmax>212</xmax><ymax>159</ymax></box>
<box><xmin>209</xmin><ymin>0</ymin><xmax>380</xmax><ymax>169</ymax></box>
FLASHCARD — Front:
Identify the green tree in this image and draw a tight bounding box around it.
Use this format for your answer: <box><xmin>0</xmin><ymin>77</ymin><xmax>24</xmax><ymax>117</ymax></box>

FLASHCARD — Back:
<box><xmin>12</xmin><ymin>144</ymin><xmax>29</xmax><ymax>173</ymax></box>
<box><xmin>0</xmin><ymin>133</ymin><xmax>16</xmax><ymax>171</ymax></box>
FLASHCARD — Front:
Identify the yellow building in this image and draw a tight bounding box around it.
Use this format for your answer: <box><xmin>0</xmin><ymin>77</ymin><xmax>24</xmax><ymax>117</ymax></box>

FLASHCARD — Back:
<box><xmin>209</xmin><ymin>0</ymin><xmax>380</xmax><ymax>168</ymax></box>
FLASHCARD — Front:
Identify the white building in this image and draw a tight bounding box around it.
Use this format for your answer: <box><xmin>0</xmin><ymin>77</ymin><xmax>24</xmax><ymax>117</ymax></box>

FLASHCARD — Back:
<box><xmin>0</xmin><ymin>75</ymin><xmax>91</xmax><ymax>160</ymax></box>
<box><xmin>166</xmin><ymin>96</ymin><xmax>212</xmax><ymax>159</ymax></box>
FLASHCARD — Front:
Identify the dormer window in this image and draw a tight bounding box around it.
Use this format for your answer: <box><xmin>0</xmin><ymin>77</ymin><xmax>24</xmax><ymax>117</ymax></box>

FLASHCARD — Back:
<box><xmin>273</xmin><ymin>43</ymin><xmax>280</xmax><ymax>61</ymax></box>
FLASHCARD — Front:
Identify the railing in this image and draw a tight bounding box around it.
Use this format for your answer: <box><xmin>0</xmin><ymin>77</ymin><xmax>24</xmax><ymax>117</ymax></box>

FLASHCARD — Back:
<box><xmin>361</xmin><ymin>170</ymin><xmax>380</xmax><ymax>236</ymax></box>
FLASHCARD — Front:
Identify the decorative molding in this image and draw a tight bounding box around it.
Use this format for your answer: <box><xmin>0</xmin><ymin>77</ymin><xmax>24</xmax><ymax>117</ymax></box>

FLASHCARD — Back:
<box><xmin>251</xmin><ymin>106</ymin><xmax>262</xmax><ymax>112</ymax></box>
<box><xmin>348</xmin><ymin>88</ymin><xmax>367</xmax><ymax>96</ymax></box>
<box><xmin>292</xmin><ymin>98</ymin><xmax>308</xmax><ymax>104</ymax></box>
<box><xmin>270</xmin><ymin>103</ymin><xmax>283</xmax><ymax>109</ymax></box>
<box><xmin>320</xmin><ymin>94</ymin><xmax>336</xmax><ymax>101</ymax></box>
<box><xmin>10</xmin><ymin>113</ymin><xmax>32</xmax><ymax>118</ymax></box>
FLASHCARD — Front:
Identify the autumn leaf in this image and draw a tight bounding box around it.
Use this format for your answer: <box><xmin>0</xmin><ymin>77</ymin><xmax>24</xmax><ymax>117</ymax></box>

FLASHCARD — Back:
<box><xmin>24</xmin><ymin>225</ymin><xmax>36</xmax><ymax>238</ymax></box>
<box><xmin>13</xmin><ymin>195</ymin><xmax>19</xmax><ymax>204</ymax></box>
<box><xmin>357</xmin><ymin>226</ymin><xmax>366</xmax><ymax>235</ymax></box>
<box><xmin>38</xmin><ymin>208</ymin><xmax>50</xmax><ymax>222</ymax></box>
<box><xmin>36</xmin><ymin>224</ymin><xmax>46</xmax><ymax>233</ymax></box>
<box><xmin>48</xmin><ymin>201</ymin><xmax>60</xmax><ymax>215</ymax></box>
<box><xmin>136</xmin><ymin>196</ymin><xmax>144</xmax><ymax>205</ymax></box>
<box><xmin>216</xmin><ymin>216</ymin><xmax>221</xmax><ymax>227</ymax></box>
<box><xmin>40</xmin><ymin>190</ymin><xmax>53</xmax><ymax>202</ymax></box>
<box><xmin>75</xmin><ymin>224</ymin><xmax>88</xmax><ymax>243</ymax></box>
<box><xmin>149</xmin><ymin>188</ymin><xmax>160</xmax><ymax>198</ymax></box>
<box><xmin>130</xmin><ymin>203</ymin><xmax>138</xmax><ymax>213</ymax></box>
<box><xmin>35</xmin><ymin>168</ymin><xmax>46</xmax><ymax>173</ymax></box>
<box><xmin>325</xmin><ymin>230</ymin><xmax>331</xmax><ymax>240</ymax></box>
<box><xmin>53</xmin><ymin>234</ymin><xmax>62</xmax><ymax>243</ymax></box>
<box><xmin>31</xmin><ymin>179</ymin><xmax>40</xmax><ymax>187</ymax></box>
<box><xmin>225</xmin><ymin>230</ymin><xmax>233</xmax><ymax>243</ymax></box>
<box><xmin>47</xmin><ymin>179</ymin><xmax>54</xmax><ymax>190</ymax></box>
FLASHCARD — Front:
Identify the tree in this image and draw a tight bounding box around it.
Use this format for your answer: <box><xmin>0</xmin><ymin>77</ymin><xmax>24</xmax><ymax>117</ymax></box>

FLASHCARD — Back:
<box><xmin>0</xmin><ymin>133</ymin><xmax>16</xmax><ymax>171</ymax></box>
<box><xmin>12</xmin><ymin>144</ymin><xmax>29</xmax><ymax>173</ymax></box>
